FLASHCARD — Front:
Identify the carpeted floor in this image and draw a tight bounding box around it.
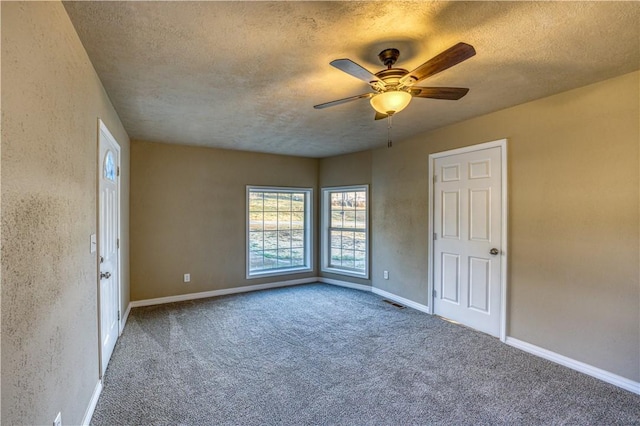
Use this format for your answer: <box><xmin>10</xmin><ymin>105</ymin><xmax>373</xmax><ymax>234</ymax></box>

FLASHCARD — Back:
<box><xmin>91</xmin><ymin>283</ymin><xmax>640</xmax><ymax>425</ymax></box>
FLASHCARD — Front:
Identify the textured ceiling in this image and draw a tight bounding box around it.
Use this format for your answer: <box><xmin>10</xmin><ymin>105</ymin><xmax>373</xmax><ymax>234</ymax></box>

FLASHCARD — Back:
<box><xmin>63</xmin><ymin>1</ymin><xmax>640</xmax><ymax>158</ymax></box>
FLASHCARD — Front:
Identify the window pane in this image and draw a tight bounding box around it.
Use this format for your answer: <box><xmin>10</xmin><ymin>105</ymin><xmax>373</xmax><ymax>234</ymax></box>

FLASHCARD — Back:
<box><xmin>292</xmin><ymin>193</ymin><xmax>305</xmax><ymax>211</ymax></box>
<box><xmin>354</xmin><ymin>231</ymin><xmax>366</xmax><ymax>251</ymax></box>
<box><xmin>355</xmin><ymin>191</ymin><xmax>366</xmax><ymax>208</ymax></box>
<box><xmin>278</xmin><ymin>193</ymin><xmax>291</xmax><ymax>211</ymax></box>
<box><xmin>344</xmin><ymin>192</ymin><xmax>356</xmax><ymax>210</ymax></box>
<box><xmin>249</xmin><ymin>212</ymin><xmax>263</xmax><ymax>231</ymax></box>
<box><xmin>262</xmin><ymin>250</ymin><xmax>278</xmax><ymax>269</ymax></box>
<box><xmin>331</xmin><ymin>192</ymin><xmax>343</xmax><ymax>210</ymax></box>
<box><xmin>264</xmin><ymin>212</ymin><xmax>278</xmax><ymax>230</ymax></box>
<box><xmin>278</xmin><ymin>230</ymin><xmax>291</xmax><ymax>248</ymax></box>
<box><xmin>341</xmin><ymin>231</ymin><xmax>355</xmax><ymax>250</ymax></box>
<box><xmin>342</xmin><ymin>250</ymin><xmax>355</xmax><ymax>269</ymax></box>
<box><xmin>291</xmin><ymin>212</ymin><xmax>304</xmax><ymax>230</ymax></box>
<box><xmin>277</xmin><ymin>249</ymin><xmax>292</xmax><ymax>268</ymax></box>
<box><xmin>343</xmin><ymin>211</ymin><xmax>356</xmax><ymax>228</ymax></box>
<box><xmin>291</xmin><ymin>230</ymin><xmax>304</xmax><ymax>248</ymax></box>
<box><xmin>249</xmin><ymin>231</ymin><xmax>263</xmax><ymax>251</ymax></box>
<box><xmin>263</xmin><ymin>193</ymin><xmax>278</xmax><ymax>211</ymax></box>
<box><xmin>355</xmin><ymin>250</ymin><xmax>366</xmax><ymax>270</ymax></box>
<box><xmin>264</xmin><ymin>231</ymin><xmax>278</xmax><ymax>250</ymax></box>
<box><xmin>355</xmin><ymin>211</ymin><xmax>366</xmax><ymax>229</ymax></box>
<box><xmin>249</xmin><ymin>192</ymin><xmax>263</xmax><ymax>210</ymax></box>
<box><xmin>330</xmin><ymin>231</ymin><xmax>342</xmax><ymax>248</ymax></box>
<box><xmin>331</xmin><ymin>211</ymin><xmax>343</xmax><ymax>228</ymax></box>
<box><xmin>250</xmin><ymin>251</ymin><xmax>264</xmax><ymax>270</ymax></box>
<box><xmin>291</xmin><ymin>248</ymin><xmax>304</xmax><ymax>266</ymax></box>
<box><xmin>278</xmin><ymin>212</ymin><xmax>291</xmax><ymax>231</ymax></box>
<box><xmin>330</xmin><ymin>248</ymin><xmax>342</xmax><ymax>266</ymax></box>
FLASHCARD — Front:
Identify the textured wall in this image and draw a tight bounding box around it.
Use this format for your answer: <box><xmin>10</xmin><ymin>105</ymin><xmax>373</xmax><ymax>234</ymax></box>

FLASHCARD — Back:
<box><xmin>371</xmin><ymin>71</ymin><xmax>640</xmax><ymax>381</ymax></box>
<box><xmin>1</xmin><ymin>2</ymin><xmax>130</xmax><ymax>424</ymax></box>
<box><xmin>130</xmin><ymin>141</ymin><xmax>318</xmax><ymax>301</ymax></box>
<box><xmin>318</xmin><ymin>150</ymin><xmax>373</xmax><ymax>286</ymax></box>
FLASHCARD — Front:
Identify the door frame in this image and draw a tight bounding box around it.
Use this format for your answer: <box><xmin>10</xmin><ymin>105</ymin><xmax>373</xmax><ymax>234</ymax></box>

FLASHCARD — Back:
<box><xmin>96</xmin><ymin>118</ymin><xmax>122</xmax><ymax>378</ymax></box>
<box><xmin>427</xmin><ymin>139</ymin><xmax>508</xmax><ymax>341</ymax></box>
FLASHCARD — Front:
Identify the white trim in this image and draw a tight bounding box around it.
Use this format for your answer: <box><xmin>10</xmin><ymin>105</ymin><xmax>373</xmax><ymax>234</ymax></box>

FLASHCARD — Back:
<box><xmin>119</xmin><ymin>302</ymin><xmax>131</xmax><ymax>335</ymax></box>
<box><xmin>372</xmin><ymin>287</ymin><xmax>431</xmax><ymax>314</ymax></box>
<box><xmin>427</xmin><ymin>139</ymin><xmax>508</xmax><ymax>341</ymax></box>
<box><xmin>506</xmin><ymin>337</ymin><xmax>640</xmax><ymax>395</ymax></box>
<box><xmin>320</xmin><ymin>185</ymin><xmax>370</xmax><ymax>279</ymax></box>
<box><xmin>318</xmin><ymin>277</ymin><xmax>372</xmax><ymax>292</ymax></box>
<box><xmin>246</xmin><ymin>186</ymin><xmax>314</xmax><ymax>279</ymax></box>
<box><xmin>130</xmin><ymin>278</ymin><xmax>318</xmax><ymax>308</ymax></box>
<box><xmin>81</xmin><ymin>380</ymin><xmax>103</xmax><ymax>426</ymax></box>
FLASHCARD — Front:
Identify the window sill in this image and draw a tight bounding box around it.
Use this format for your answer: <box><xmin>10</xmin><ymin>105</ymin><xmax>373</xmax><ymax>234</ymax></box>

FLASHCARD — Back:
<box><xmin>247</xmin><ymin>266</ymin><xmax>312</xmax><ymax>280</ymax></box>
<box><xmin>321</xmin><ymin>266</ymin><xmax>368</xmax><ymax>279</ymax></box>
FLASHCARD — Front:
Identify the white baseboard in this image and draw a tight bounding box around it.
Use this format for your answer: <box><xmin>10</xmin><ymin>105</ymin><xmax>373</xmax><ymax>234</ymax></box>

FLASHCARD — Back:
<box><xmin>129</xmin><ymin>277</ymin><xmax>318</xmax><ymax>308</ymax></box>
<box><xmin>81</xmin><ymin>379</ymin><xmax>102</xmax><ymax>425</ymax></box>
<box><xmin>506</xmin><ymin>337</ymin><xmax>640</xmax><ymax>395</ymax></box>
<box><xmin>319</xmin><ymin>277</ymin><xmax>372</xmax><ymax>292</ymax></box>
<box><xmin>371</xmin><ymin>287</ymin><xmax>431</xmax><ymax>314</ymax></box>
<box><xmin>120</xmin><ymin>302</ymin><xmax>131</xmax><ymax>335</ymax></box>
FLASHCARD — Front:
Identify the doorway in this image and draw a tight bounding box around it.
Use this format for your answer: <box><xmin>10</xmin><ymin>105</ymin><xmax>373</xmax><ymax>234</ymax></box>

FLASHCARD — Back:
<box><xmin>428</xmin><ymin>139</ymin><xmax>507</xmax><ymax>339</ymax></box>
<box><xmin>98</xmin><ymin>119</ymin><xmax>121</xmax><ymax>376</ymax></box>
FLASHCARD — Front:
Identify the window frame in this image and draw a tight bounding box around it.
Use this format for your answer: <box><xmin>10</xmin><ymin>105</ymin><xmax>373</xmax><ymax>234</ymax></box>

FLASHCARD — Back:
<box><xmin>246</xmin><ymin>185</ymin><xmax>313</xmax><ymax>279</ymax></box>
<box><xmin>321</xmin><ymin>185</ymin><xmax>369</xmax><ymax>279</ymax></box>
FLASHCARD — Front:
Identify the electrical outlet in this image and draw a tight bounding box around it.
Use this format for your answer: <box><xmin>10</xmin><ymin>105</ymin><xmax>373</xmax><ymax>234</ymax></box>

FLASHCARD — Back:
<box><xmin>183</xmin><ymin>273</ymin><xmax>190</xmax><ymax>283</ymax></box>
<box><xmin>53</xmin><ymin>412</ymin><xmax>62</xmax><ymax>426</ymax></box>
<box><xmin>383</xmin><ymin>270</ymin><xmax>389</xmax><ymax>280</ymax></box>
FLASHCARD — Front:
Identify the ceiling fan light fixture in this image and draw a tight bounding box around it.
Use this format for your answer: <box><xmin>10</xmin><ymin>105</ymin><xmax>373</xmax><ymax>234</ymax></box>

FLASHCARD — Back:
<box><xmin>370</xmin><ymin>90</ymin><xmax>412</xmax><ymax>115</ymax></box>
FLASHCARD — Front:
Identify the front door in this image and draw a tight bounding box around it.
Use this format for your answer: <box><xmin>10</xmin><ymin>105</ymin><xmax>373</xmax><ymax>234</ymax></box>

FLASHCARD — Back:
<box><xmin>432</xmin><ymin>142</ymin><xmax>505</xmax><ymax>337</ymax></box>
<box><xmin>98</xmin><ymin>121</ymin><xmax>120</xmax><ymax>376</ymax></box>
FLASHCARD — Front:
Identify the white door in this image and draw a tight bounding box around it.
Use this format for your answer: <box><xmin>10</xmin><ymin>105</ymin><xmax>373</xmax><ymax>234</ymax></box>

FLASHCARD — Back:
<box><xmin>98</xmin><ymin>121</ymin><xmax>120</xmax><ymax>376</ymax></box>
<box><xmin>432</xmin><ymin>143</ymin><xmax>505</xmax><ymax>337</ymax></box>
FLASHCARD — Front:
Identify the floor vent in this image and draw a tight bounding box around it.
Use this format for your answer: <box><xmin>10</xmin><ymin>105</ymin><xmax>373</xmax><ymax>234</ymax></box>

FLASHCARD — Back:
<box><xmin>383</xmin><ymin>299</ymin><xmax>406</xmax><ymax>309</ymax></box>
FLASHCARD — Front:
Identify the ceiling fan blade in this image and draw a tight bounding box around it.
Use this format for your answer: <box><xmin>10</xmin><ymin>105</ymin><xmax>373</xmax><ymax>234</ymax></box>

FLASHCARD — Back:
<box><xmin>400</xmin><ymin>42</ymin><xmax>476</xmax><ymax>86</ymax></box>
<box><xmin>330</xmin><ymin>59</ymin><xmax>381</xmax><ymax>85</ymax></box>
<box><xmin>374</xmin><ymin>112</ymin><xmax>388</xmax><ymax>121</ymax></box>
<box><xmin>313</xmin><ymin>93</ymin><xmax>374</xmax><ymax>109</ymax></box>
<box><xmin>411</xmin><ymin>87</ymin><xmax>470</xmax><ymax>100</ymax></box>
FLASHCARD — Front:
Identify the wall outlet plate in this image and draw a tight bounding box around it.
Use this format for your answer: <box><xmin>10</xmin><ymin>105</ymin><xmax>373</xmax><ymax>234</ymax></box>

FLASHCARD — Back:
<box><xmin>183</xmin><ymin>273</ymin><xmax>190</xmax><ymax>283</ymax></box>
<box><xmin>53</xmin><ymin>412</ymin><xmax>62</xmax><ymax>426</ymax></box>
<box><xmin>383</xmin><ymin>270</ymin><xmax>389</xmax><ymax>280</ymax></box>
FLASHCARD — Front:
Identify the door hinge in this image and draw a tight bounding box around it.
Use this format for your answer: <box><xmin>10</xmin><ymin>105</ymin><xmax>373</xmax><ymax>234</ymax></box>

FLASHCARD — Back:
<box><xmin>118</xmin><ymin>310</ymin><xmax>120</xmax><ymax>321</ymax></box>
<box><xmin>433</xmin><ymin>232</ymin><xmax>437</xmax><ymax>240</ymax></box>
<box><xmin>433</xmin><ymin>289</ymin><xmax>437</xmax><ymax>298</ymax></box>
<box><xmin>433</xmin><ymin>175</ymin><xmax>437</xmax><ymax>183</ymax></box>
<box><xmin>117</xmin><ymin>238</ymin><xmax>120</xmax><ymax>249</ymax></box>
<box><xmin>117</xmin><ymin>166</ymin><xmax>120</xmax><ymax>177</ymax></box>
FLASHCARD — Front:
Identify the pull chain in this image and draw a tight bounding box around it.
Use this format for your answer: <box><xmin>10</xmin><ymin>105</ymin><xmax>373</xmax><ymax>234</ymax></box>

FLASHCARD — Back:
<box><xmin>387</xmin><ymin>114</ymin><xmax>393</xmax><ymax>148</ymax></box>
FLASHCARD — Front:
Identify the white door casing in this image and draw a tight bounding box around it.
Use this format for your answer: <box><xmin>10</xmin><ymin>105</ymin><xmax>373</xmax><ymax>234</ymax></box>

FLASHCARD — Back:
<box><xmin>98</xmin><ymin>120</ymin><xmax>121</xmax><ymax>377</ymax></box>
<box><xmin>429</xmin><ymin>140</ymin><xmax>507</xmax><ymax>339</ymax></box>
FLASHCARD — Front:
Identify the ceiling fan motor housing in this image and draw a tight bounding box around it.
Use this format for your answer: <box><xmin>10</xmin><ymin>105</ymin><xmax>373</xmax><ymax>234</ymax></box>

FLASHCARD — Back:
<box><xmin>378</xmin><ymin>48</ymin><xmax>400</xmax><ymax>67</ymax></box>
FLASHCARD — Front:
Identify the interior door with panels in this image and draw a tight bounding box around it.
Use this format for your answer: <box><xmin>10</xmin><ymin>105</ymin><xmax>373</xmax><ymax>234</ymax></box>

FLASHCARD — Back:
<box><xmin>432</xmin><ymin>144</ymin><xmax>504</xmax><ymax>337</ymax></box>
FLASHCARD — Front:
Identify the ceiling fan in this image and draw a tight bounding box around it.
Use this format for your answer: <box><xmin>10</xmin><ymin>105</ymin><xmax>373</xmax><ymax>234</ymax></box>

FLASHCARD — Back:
<box><xmin>314</xmin><ymin>42</ymin><xmax>476</xmax><ymax>120</ymax></box>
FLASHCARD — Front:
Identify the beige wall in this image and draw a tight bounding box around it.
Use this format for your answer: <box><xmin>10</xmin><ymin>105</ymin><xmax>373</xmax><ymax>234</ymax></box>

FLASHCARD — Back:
<box><xmin>1</xmin><ymin>2</ymin><xmax>131</xmax><ymax>424</ymax></box>
<box><xmin>319</xmin><ymin>150</ymin><xmax>373</xmax><ymax>286</ymax></box>
<box><xmin>130</xmin><ymin>141</ymin><xmax>318</xmax><ymax>301</ymax></box>
<box><xmin>371</xmin><ymin>71</ymin><xmax>640</xmax><ymax>381</ymax></box>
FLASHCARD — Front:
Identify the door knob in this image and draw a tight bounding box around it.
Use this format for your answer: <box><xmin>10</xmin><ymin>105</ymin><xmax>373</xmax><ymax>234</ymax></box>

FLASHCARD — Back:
<box><xmin>100</xmin><ymin>271</ymin><xmax>111</xmax><ymax>280</ymax></box>
<box><xmin>489</xmin><ymin>248</ymin><xmax>499</xmax><ymax>256</ymax></box>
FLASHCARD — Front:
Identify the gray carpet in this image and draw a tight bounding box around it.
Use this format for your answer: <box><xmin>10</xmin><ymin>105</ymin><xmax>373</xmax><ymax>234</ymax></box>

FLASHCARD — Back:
<box><xmin>91</xmin><ymin>283</ymin><xmax>640</xmax><ymax>425</ymax></box>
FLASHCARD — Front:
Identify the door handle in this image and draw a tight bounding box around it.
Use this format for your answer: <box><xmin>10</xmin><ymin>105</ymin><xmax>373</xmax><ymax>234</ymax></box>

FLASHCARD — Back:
<box><xmin>490</xmin><ymin>248</ymin><xmax>499</xmax><ymax>256</ymax></box>
<box><xmin>100</xmin><ymin>271</ymin><xmax>111</xmax><ymax>280</ymax></box>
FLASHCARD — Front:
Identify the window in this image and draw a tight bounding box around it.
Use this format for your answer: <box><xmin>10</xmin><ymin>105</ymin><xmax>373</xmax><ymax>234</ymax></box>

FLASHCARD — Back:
<box><xmin>247</xmin><ymin>186</ymin><xmax>312</xmax><ymax>278</ymax></box>
<box><xmin>321</xmin><ymin>185</ymin><xmax>369</xmax><ymax>278</ymax></box>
